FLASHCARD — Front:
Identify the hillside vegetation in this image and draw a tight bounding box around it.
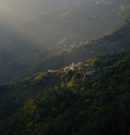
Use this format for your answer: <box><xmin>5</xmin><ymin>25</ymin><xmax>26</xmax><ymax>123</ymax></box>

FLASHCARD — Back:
<box><xmin>0</xmin><ymin>52</ymin><xmax>130</xmax><ymax>135</ymax></box>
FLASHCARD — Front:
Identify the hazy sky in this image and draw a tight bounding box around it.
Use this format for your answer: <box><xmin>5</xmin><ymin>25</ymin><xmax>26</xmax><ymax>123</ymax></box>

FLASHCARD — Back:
<box><xmin>0</xmin><ymin>0</ymin><xmax>90</xmax><ymax>28</ymax></box>
<box><xmin>0</xmin><ymin>0</ymin><xmax>90</xmax><ymax>16</ymax></box>
<box><xmin>0</xmin><ymin>0</ymin><xmax>125</xmax><ymax>43</ymax></box>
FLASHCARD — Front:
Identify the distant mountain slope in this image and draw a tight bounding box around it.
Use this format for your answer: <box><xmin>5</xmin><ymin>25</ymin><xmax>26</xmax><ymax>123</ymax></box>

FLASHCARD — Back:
<box><xmin>35</xmin><ymin>21</ymin><xmax>130</xmax><ymax>72</ymax></box>
<box><xmin>0</xmin><ymin>52</ymin><xmax>130</xmax><ymax>135</ymax></box>
<box><xmin>22</xmin><ymin>0</ymin><xmax>127</xmax><ymax>49</ymax></box>
<box><xmin>0</xmin><ymin>0</ymin><xmax>130</xmax><ymax>85</ymax></box>
<box><xmin>0</xmin><ymin>20</ymin><xmax>130</xmax><ymax>85</ymax></box>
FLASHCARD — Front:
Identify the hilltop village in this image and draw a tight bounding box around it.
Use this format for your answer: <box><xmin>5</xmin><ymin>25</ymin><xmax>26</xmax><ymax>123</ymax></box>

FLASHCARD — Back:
<box><xmin>48</xmin><ymin>61</ymin><xmax>97</xmax><ymax>81</ymax></box>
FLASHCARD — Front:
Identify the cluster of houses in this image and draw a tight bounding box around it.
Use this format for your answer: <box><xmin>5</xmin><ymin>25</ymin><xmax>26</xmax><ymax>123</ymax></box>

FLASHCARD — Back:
<box><xmin>58</xmin><ymin>39</ymin><xmax>89</xmax><ymax>49</ymax></box>
<box><xmin>63</xmin><ymin>62</ymin><xmax>97</xmax><ymax>81</ymax></box>
<box><xmin>70</xmin><ymin>41</ymin><xmax>89</xmax><ymax>49</ymax></box>
<box><xmin>64</xmin><ymin>62</ymin><xmax>82</xmax><ymax>71</ymax></box>
<box><xmin>48</xmin><ymin>62</ymin><xmax>97</xmax><ymax>81</ymax></box>
<box><xmin>47</xmin><ymin>63</ymin><xmax>81</xmax><ymax>73</ymax></box>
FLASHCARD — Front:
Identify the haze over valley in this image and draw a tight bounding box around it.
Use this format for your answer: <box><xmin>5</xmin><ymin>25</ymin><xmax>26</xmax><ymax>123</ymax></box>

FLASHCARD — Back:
<box><xmin>0</xmin><ymin>0</ymin><xmax>130</xmax><ymax>84</ymax></box>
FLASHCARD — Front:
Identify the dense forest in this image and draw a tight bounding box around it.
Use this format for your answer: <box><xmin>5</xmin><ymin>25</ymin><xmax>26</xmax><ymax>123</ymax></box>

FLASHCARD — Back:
<box><xmin>0</xmin><ymin>51</ymin><xmax>130</xmax><ymax>135</ymax></box>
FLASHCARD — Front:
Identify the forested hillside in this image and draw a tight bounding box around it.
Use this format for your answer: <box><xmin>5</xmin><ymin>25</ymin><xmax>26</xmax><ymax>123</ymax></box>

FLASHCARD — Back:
<box><xmin>0</xmin><ymin>52</ymin><xmax>129</xmax><ymax>135</ymax></box>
